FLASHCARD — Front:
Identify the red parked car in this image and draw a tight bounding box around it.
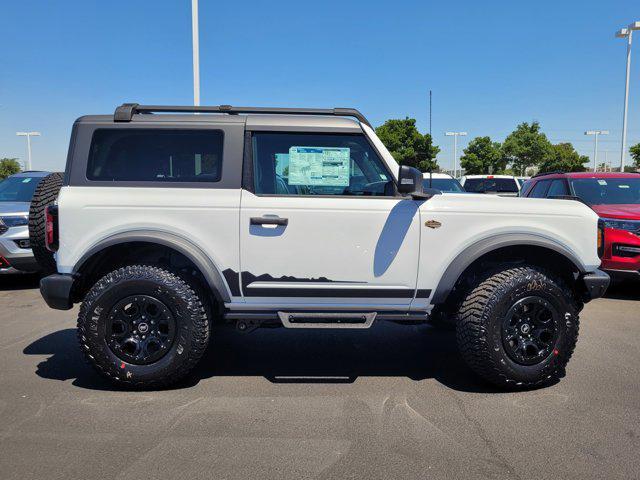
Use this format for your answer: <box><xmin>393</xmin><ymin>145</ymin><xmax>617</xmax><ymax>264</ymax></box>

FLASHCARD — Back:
<box><xmin>522</xmin><ymin>172</ymin><xmax>640</xmax><ymax>282</ymax></box>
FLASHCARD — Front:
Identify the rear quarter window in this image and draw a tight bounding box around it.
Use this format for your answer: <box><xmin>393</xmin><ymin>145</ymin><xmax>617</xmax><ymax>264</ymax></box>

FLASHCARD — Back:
<box><xmin>86</xmin><ymin>129</ymin><xmax>223</xmax><ymax>183</ymax></box>
<box><xmin>528</xmin><ymin>180</ymin><xmax>551</xmax><ymax>198</ymax></box>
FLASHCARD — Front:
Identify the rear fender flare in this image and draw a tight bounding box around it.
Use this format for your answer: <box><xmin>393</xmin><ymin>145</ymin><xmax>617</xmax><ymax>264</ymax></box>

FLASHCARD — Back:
<box><xmin>73</xmin><ymin>230</ymin><xmax>232</xmax><ymax>303</ymax></box>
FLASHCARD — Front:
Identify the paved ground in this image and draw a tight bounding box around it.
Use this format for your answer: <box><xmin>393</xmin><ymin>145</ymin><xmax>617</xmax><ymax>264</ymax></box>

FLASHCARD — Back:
<box><xmin>0</xmin><ymin>275</ymin><xmax>638</xmax><ymax>480</ymax></box>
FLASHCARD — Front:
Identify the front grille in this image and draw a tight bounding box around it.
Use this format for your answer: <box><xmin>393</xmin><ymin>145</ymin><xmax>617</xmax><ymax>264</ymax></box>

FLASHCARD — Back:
<box><xmin>613</xmin><ymin>244</ymin><xmax>640</xmax><ymax>258</ymax></box>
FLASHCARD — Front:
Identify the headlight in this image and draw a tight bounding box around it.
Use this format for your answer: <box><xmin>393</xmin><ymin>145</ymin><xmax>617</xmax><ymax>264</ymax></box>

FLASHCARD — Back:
<box><xmin>601</xmin><ymin>217</ymin><xmax>640</xmax><ymax>233</ymax></box>
<box><xmin>0</xmin><ymin>216</ymin><xmax>28</xmax><ymax>228</ymax></box>
<box><xmin>597</xmin><ymin>220</ymin><xmax>605</xmax><ymax>258</ymax></box>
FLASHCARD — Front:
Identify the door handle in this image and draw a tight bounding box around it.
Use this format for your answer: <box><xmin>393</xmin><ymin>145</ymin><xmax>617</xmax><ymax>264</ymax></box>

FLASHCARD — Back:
<box><xmin>250</xmin><ymin>216</ymin><xmax>288</xmax><ymax>226</ymax></box>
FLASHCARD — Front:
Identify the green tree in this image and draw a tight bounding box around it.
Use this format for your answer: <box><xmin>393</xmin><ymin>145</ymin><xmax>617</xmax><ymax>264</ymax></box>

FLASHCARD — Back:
<box><xmin>630</xmin><ymin>143</ymin><xmax>640</xmax><ymax>170</ymax></box>
<box><xmin>375</xmin><ymin>118</ymin><xmax>440</xmax><ymax>172</ymax></box>
<box><xmin>538</xmin><ymin>143</ymin><xmax>588</xmax><ymax>173</ymax></box>
<box><xmin>459</xmin><ymin>136</ymin><xmax>506</xmax><ymax>174</ymax></box>
<box><xmin>0</xmin><ymin>158</ymin><xmax>21</xmax><ymax>180</ymax></box>
<box><xmin>502</xmin><ymin>122</ymin><xmax>552</xmax><ymax>175</ymax></box>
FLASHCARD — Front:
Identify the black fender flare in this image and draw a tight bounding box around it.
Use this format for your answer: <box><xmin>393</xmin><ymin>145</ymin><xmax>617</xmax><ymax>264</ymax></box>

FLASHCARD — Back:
<box><xmin>430</xmin><ymin>233</ymin><xmax>587</xmax><ymax>304</ymax></box>
<box><xmin>73</xmin><ymin>230</ymin><xmax>232</xmax><ymax>303</ymax></box>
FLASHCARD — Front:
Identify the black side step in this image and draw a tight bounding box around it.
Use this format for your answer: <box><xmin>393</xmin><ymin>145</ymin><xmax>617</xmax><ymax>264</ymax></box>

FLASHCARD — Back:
<box><xmin>278</xmin><ymin>312</ymin><xmax>376</xmax><ymax>329</ymax></box>
<box><xmin>223</xmin><ymin>311</ymin><xmax>429</xmax><ymax>332</ymax></box>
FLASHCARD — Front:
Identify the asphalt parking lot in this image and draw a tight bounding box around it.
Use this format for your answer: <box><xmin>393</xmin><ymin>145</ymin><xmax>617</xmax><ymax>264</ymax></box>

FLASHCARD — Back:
<box><xmin>0</xmin><ymin>275</ymin><xmax>638</xmax><ymax>480</ymax></box>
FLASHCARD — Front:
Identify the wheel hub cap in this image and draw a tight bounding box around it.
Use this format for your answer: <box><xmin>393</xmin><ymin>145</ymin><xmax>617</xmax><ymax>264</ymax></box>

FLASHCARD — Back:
<box><xmin>501</xmin><ymin>296</ymin><xmax>560</xmax><ymax>366</ymax></box>
<box><xmin>105</xmin><ymin>295</ymin><xmax>176</xmax><ymax>365</ymax></box>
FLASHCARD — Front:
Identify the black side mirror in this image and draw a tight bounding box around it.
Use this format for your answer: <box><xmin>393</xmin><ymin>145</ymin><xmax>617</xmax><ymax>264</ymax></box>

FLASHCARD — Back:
<box><xmin>398</xmin><ymin>165</ymin><xmax>431</xmax><ymax>199</ymax></box>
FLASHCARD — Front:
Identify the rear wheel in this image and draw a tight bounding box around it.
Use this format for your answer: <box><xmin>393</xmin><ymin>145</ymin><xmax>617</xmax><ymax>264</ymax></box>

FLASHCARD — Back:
<box><xmin>456</xmin><ymin>266</ymin><xmax>580</xmax><ymax>389</ymax></box>
<box><xmin>28</xmin><ymin>172</ymin><xmax>63</xmax><ymax>274</ymax></box>
<box><xmin>77</xmin><ymin>265</ymin><xmax>210</xmax><ymax>389</ymax></box>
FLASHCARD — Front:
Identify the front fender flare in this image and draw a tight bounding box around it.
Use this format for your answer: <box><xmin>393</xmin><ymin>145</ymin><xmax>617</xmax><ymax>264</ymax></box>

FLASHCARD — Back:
<box><xmin>430</xmin><ymin>233</ymin><xmax>587</xmax><ymax>304</ymax></box>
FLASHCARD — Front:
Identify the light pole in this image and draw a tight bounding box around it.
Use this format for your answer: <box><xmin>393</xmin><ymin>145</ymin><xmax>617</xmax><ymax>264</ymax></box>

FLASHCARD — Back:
<box><xmin>445</xmin><ymin>131</ymin><xmax>467</xmax><ymax>178</ymax></box>
<box><xmin>584</xmin><ymin>130</ymin><xmax>609</xmax><ymax>172</ymax></box>
<box><xmin>191</xmin><ymin>0</ymin><xmax>200</xmax><ymax>106</ymax></box>
<box><xmin>616</xmin><ymin>21</ymin><xmax>640</xmax><ymax>172</ymax></box>
<box><xmin>15</xmin><ymin>131</ymin><xmax>41</xmax><ymax>170</ymax></box>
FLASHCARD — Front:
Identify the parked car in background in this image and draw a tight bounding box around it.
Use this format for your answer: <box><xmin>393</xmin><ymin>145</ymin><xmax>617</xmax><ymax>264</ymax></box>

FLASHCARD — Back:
<box><xmin>422</xmin><ymin>172</ymin><xmax>465</xmax><ymax>192</ymax></box>
<box><xmin>0</xmin><ymin>171</ymin><xmax>51</xmax><ymax>273</ymax></box>
<box><xmin>459</xmin><ymin>175</ymin><xmax>520</xmax><ymax>196</ymax></box>
<box><xmin>522</xmin><ymin>172</ymin><xmax>640</xmax><ymax>282</ymax></box>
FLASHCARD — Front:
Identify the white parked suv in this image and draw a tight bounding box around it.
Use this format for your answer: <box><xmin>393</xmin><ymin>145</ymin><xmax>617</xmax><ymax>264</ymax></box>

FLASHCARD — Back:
<box><xmin>422</xmin><ymin>172</ymin><xmax>465</xmax><ymax>193</ymax></box>
<box><xmin>460</xmin><ymin>174</ymin><xmax>521</xmax><ymax>196</ymax></box>
<box><xmin>32</xmin><ymin>103</ymin><xmax>609</xmax><ymax>389</ymax></box>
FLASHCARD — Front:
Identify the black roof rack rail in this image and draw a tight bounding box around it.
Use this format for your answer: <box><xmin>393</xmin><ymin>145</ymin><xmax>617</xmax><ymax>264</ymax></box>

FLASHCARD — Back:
<box><xmin>113</xmin><ymin>103</ymin><xmax>372</xmax><ymax>127</ymax></box>
<box><xmin>532</xmin><ymin>170</ymin><xmax>565</xmax><ymax>178</ymax></box>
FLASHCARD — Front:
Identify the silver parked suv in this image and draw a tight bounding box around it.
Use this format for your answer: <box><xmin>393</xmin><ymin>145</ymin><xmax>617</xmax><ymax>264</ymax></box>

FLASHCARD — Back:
<box><xmin>0</xmin><ymin>171</ymin><xmax>51</xmax><ymax>273</ymax></box>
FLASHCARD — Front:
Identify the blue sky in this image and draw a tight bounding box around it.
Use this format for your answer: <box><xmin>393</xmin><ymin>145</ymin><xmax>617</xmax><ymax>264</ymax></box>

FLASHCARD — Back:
<box><xmin>1</xmin><ymin>0</ymin><xmax>639</xmax><ymax>172</ymax></box>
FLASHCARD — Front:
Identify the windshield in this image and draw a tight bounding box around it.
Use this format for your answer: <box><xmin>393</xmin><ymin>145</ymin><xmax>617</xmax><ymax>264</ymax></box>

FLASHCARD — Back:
<box><xmin>423</xmin><ymin>178</ymin><xmax>465</xmax><ymax>193</ymax></box>
<box><xmin>463</xmin><ymin>178</ymin><xmax>519</xmax><ymax>193</ymax></box>
<box><xmin>570</xmin><ymin>177</ymin><xmax>640</xmax><ymax>205</ymax></box>
<box><xmin>0</xmin><ymin>176</ymin><xmax>41</xmax><ymax>202</ymax></box>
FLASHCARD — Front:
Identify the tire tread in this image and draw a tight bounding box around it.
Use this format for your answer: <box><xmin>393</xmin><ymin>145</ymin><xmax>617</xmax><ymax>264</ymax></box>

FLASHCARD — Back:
<box><xmin>28</xmin><ymin>172</ymin><xmax>63</xmax><ymax>274</ymax></box>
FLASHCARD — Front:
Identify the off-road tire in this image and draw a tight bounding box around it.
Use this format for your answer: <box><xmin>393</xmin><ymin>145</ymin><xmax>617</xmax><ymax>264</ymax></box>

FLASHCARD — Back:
<box><xmin>456</xmin><ymin>266</ymin><xmax>581</xmax><ymax>389</ymax></box>
<box><xmin>77</xmin><ymin>265</ymin><xmax>210</xmax><ymax>389</ymax></box>
<box><xmin>28</xmin><ymin>172</ymin><xmax>63</xmax><ymax>274</ymax></box>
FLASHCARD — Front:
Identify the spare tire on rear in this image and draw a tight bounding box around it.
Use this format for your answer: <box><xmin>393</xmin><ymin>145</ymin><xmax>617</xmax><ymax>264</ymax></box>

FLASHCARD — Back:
<box><xmin>28</xmin><ymin>172</ymin><xmax>63</xmax><ymax>275</ymax></box>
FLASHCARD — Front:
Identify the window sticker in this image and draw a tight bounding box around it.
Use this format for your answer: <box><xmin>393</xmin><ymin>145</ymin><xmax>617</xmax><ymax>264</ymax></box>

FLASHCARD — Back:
<box><xmin>597</xmin><ymin>179</ymin><xmax>607</xmax><ymax>186</ymax></box>
<box><xmin>288</xmin><ymin>146</ymin><xmax>350</xmax><ymax>187</ymax></box>
<box><xmin>22</xmin><ymin>178</ymin><xmax>32</xmax><ymax>183</ymax></box>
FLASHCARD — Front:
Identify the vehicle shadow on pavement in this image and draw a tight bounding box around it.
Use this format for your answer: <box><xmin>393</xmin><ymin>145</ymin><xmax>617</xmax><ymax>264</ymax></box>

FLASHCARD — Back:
<box><xmin>23</xmin><ymin>329</ymin><xmax>115</xmax><ymax>391</ymax></box>
<box><xmin>603</xmin><ymin>282</ymin><xmax>640</xmax><ymax>301</ymax></box>
<box><xmin>24</xmin><ymin>323</ymin><xmax>511</xmax><ymax>394</ymax></box>
<box><xmin>0</xmin><ymin>273</ymin><xmax>41</xmax><ymax>291</ymax></box>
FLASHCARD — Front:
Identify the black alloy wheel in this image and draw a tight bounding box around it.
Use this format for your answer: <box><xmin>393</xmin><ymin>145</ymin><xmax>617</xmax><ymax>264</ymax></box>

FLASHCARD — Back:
<box><xmin>501</xmin><ymin>296</ymin><xmax>560</xmax><ymax>366</ymax></box>
<box><xmin>106</xmin><ymin>295</ymin><xmax>176</xmax><ymax>365</ymax></box>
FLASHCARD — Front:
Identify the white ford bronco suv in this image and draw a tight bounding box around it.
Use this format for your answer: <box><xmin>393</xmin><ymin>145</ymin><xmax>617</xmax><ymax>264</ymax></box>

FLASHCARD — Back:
<box><xmin>32</xmin><ymin>103</ymin><xmax>609</xmax><ymax>389</ymax></box>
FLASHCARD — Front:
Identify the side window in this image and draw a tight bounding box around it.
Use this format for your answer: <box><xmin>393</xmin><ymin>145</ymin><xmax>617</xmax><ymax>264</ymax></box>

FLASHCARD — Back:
<box><xmin>251</xmin><ymin>132</ymin><xmax>393</xmax><ymax>196</ymax></box>
<box><xmin>87</xmin><ymin>129</ymin><xmax>223</xmax><ymax>182</ymax></box>
<box><xmin>528</xmin><ymin>180</ymin><xmax>551</xmax><ymax>198</ymax></box>
<box><xmin>546</xmin><ymin>179</ymin><xmax>569</xmax><ymax>197</ymax></box>
<box><xmin>520</xmin><ymin>180</ymin><xmax>532</xmax><ymax>195</ymax></box>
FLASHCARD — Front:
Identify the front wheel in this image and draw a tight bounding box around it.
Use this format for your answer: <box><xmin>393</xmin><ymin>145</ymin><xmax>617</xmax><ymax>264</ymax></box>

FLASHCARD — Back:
<box><xmin>77</xmin><ymin>265</ymin><xmax>210</xmax><ymax>389</ymax></box>
<box><xmin>456</xmin><ymin>266</ymin><xmax>581</xmax><ymax>389</ymax></box>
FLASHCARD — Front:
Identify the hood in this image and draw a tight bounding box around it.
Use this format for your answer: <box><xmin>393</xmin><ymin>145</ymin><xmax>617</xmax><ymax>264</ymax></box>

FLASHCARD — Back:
<box><xmin>0</xmin><ymin>202</ymin><xmax>30</xmax><ymax>216</ymax></box>
<box><xmin>590</xmin><ymin>204</ymin><xmax>640</xmax><ymax>221</ymax></box>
